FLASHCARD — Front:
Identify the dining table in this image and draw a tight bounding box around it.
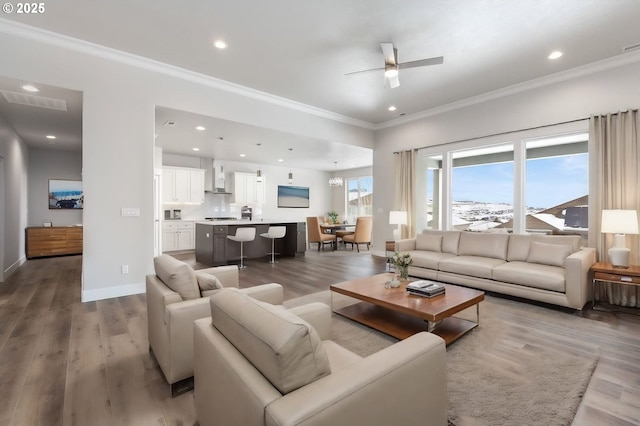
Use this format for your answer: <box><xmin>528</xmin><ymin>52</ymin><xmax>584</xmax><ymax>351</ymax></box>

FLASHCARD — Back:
<box><xmin>319</xmin><ymin>223</ymin><xmax>355</xmax><ymax>234</ymax></box>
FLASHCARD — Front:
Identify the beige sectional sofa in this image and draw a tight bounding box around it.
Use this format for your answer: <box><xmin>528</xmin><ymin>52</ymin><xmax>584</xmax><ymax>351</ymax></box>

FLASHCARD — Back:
<box><xmin>396</xmin><ymin>230</ymin><xmax>596</xmax><ymax>310</ymax></box>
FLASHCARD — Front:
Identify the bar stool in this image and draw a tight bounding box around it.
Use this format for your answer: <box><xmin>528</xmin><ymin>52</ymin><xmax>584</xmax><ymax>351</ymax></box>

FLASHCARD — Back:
<box><xmin>227</xmin><ymin>227</ymin><xmax>256</xmax><ymax>269</ymax></box>
<box><xmin>260</xmin><ymin>226</ymin><xmax>286</xmax><ymax>263</ymax></box>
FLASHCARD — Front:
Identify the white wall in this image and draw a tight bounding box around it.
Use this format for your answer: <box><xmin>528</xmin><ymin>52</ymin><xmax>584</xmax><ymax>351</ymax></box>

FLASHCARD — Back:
<box><xmin>0</xmin><ymin>113</ymin><xmax>29</xmax><ymax>280</ymax></box>
<box><xmin>0</xmin><ymin>22</ymin><xmax>374</xmax><ymax>301</ymax></box>
<box><xmin>28</xmin><ymin>148</ymin><xmax>83</xmax><ymax>226</ymax></box>
<box><xmin>372</xmin><ymin>59</ymin><xmax>640</xmax><ymax>254</ymax></box>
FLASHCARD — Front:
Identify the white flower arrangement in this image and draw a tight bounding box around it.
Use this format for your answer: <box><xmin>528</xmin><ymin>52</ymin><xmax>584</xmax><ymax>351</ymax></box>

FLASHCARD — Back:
<box><xmin>392</xmin><ymin>252</ymin><xmax>413</xmax><ymax>268</ymax></box>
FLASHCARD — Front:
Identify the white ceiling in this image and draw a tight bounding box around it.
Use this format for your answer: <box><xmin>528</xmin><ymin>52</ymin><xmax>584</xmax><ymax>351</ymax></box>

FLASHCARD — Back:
<box><xmin>2</xmin><ymin>0</ymin><xmax>640</xmax><ymax>169</ymax></box>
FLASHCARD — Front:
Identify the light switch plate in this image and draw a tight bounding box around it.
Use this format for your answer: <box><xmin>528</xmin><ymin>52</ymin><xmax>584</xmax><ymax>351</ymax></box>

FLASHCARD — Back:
<box><xmin>121</xmin><ymin>208</ymin><xmax>140</xmax><ymax>217</ymax></box>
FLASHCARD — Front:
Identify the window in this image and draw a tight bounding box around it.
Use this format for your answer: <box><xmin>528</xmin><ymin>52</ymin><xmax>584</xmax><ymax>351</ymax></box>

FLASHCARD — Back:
<box><xmin>346</xmin><ymin>176</ymin><xmax>373</xmax><ymax>221</ymax></box>
<box><xmin>525</xmin><ymin>134</ymin><xmax>588</xmax><ymax>234</ymax></box>
<box><xmin>451</xmin><ymin>144</ymin><xmax>514</xmax><ymax>231</ymax></box>
<box><xmin>416</xmin><ymin>125</ymin><xmax>589</xmax><ymax>236</ymax></box>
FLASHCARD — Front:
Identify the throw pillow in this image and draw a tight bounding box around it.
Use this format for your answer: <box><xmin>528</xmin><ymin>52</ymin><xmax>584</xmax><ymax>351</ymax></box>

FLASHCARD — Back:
<box><xmin>153</xmin><ymin>255</ymin><xmax>200</xmax><ymax>300</ymax></box>
<box><xmin>210</xmin><ymin>288</ymin><xmax>331</xmax><ymax>394</ymax></box>
<box><xmin>195</xmin><ymin>271</ymin><xmax>223</xmax><ymax>292</ymax></box>
<box><xmin>416</xmin><ymin>234</ymin><xmax>443</xmax><ymax>252</ymax></box>
<box><xmin>527</xmin><ymin>241</ymin><xmax>573</xmax><ymax>267</ymax></box>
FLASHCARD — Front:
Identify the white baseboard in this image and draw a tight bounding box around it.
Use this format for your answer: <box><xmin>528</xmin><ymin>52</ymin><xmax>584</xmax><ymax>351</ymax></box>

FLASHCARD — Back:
<box><xmin>82</xmin><ymin>282</ymin><xmax>145</xmax><ymax>302</ymax></box>
<box><xmin>3</xmin><ymin>255</ymin><xmax>26</xmax><ymax>281</ymax></box>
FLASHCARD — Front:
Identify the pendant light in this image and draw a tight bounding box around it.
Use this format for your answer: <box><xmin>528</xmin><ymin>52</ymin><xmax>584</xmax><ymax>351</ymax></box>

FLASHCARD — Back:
<box><xmin>256</xmin><ymin>143</ymin><xmax>263</xmax><ymax>182</ymax></box>
<box><xmin>329</xmin><ymin>161</ymin><xmax>343</xmax><ymax>187</ymax></box>
<box><xmin>287</xmin><ymin>148</ymin><xmax>293</xmax><ymax>184</ymax></box>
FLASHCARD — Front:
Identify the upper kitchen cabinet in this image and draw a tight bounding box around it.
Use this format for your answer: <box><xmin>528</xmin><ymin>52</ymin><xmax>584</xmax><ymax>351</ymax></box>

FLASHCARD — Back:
<box><xmin>163</xmin><ymin>166</ymin><xmax>205</xmax><ymax>204</ymax></box>
<box><xmin>234</xmin><ymin>172</ymin><xmax>265</xmax><ymax>204</ymax></box>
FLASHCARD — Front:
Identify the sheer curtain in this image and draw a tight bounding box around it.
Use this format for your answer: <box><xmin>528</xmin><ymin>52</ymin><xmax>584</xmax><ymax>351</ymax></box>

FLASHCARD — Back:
<box><xmin>589</xmin><ymin>110</ymin><xmax>640</xmax><ymax>307</ymax></box>
<box><xmin>394</xmin><ymin>150</ymin><xmax>416</xmax><ymax>238</ymax></box>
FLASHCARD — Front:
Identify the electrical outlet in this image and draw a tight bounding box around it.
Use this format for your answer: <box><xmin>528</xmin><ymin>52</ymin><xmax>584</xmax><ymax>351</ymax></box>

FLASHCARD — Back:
<box><xmin>121</xmin><ymin>265</ymin><xmax>129</xmax><ymax>274</ymax></box>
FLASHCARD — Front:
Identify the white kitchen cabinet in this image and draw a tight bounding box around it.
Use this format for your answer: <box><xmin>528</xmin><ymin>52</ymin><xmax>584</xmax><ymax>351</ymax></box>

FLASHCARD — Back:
<box><xmin>163</xmin><ymin>166</ymin><xmax>205</xmax><ymax>203</ymax></box>
<box><xmin>162</xmin><ymin>221</ymin><xmax>195</xmax><ymax>251</ymax></box>
<box><xmin>234</xmin><ymin>172</ymin><xmax>266</xmax><ymax>204</ymax></box>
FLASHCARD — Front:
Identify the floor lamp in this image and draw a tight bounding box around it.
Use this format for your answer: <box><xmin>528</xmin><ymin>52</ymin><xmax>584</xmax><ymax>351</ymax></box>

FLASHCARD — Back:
<box><xmin>389</xmin><ymin>211</ymin><xmax>407</xmax><ymax>241</ymax></box>
<box><xmin>601</xmin><ymin>209</ymin><xmax>639</xmax><ymax>268</ymax></box>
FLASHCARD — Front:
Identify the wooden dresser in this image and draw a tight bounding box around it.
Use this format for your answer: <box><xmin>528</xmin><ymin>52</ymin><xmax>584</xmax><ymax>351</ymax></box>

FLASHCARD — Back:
<box><xmin>25</xmin><ymin>226</ymin><xmax>83</xmax><ymax>259</ymax></box>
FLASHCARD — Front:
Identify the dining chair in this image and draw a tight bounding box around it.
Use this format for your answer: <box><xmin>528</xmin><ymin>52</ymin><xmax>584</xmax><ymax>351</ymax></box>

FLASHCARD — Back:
<box><xmin>342</xmin><ymin>216</ymin><xmax>373</xmax><ymax>252</ymax></box>
<box><xmin>306</xmin><ymin>216</ymin><xmax>336</xmax><ymax>251</ymax></box>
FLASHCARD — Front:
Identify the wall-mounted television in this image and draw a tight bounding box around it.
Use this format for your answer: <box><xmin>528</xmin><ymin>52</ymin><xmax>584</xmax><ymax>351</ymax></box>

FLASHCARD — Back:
<box><xmin>277</xmin><ymin>185</ymin><xmax>309</xmax><ymax>208</ymax></box>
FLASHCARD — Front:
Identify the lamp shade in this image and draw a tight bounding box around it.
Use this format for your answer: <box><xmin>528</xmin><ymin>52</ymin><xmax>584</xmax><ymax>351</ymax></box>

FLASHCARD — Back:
<box><xmin>389</xmin><ymin>211</ymin><xmax>408</xmax><ymax>226</ymax></box>
<box><xmin>601</xmin><ymin>210</ymin><xmax>639</xmax><ymax>234</ymax></box>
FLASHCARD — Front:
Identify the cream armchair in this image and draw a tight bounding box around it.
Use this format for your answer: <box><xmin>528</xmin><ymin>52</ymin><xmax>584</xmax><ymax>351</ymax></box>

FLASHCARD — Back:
<box><xmin>194</xmin><ymin>288</ymin><xmax>448</xmax><ymax>426</ymax></box>
<box><xmin>146</xmin><ymin>255</ymin><xmax>283</xmax><ymax>396</ymax></box>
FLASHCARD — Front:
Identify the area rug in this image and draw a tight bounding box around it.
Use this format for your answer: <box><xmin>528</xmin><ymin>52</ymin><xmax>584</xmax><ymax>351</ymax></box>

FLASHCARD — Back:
<box><xmin>284</xmin><ymin>291</ymin><xmax>599</xmax><ymax>426</ymax></box>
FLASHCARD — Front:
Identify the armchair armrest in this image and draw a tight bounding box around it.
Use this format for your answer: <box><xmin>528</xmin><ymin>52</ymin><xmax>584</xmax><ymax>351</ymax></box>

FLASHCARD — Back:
<box><xmin>287</xmin><ymin>302</ymin><xmax>332</xmax><ymax>341</ymax></box>
<box><xmin>240</xmin><ymin>283</ymin><xmax>284</xmax><ymax>305</ymax></box>
<box><xmin>266</xmin><ymin>332</ymin><xmax>447</xmax><ymax>426</ymax></box>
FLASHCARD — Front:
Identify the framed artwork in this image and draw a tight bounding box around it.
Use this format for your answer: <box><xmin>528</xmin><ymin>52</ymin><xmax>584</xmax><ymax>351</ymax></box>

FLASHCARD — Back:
<box><xmin>49</xmin><ymin>179</ymin><xmax>83</xmax><ymax>209</ymax></box>
<box><xmin>277</xmin><ymin>185</ymin><xmax>309</xmax><ymax>208</ymax></box>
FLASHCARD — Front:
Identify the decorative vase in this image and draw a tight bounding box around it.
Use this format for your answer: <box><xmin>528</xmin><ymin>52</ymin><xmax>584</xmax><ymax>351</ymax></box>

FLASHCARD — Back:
<box><xmin>398</xmin><ymin>266</ymin><xmax>409</xmax><ymax>281</ymax></box>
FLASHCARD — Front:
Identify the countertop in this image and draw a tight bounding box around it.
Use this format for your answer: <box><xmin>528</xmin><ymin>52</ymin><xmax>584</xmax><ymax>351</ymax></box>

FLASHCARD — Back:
<box><xmin>195</xmin><ymin>219</ymin><xmax>302</xmax><ymax>226</ymax></box>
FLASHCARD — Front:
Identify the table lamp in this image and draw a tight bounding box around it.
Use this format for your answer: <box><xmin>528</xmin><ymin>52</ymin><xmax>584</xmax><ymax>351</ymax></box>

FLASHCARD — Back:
<box><xmin>389</xmin><ymin>211</ymin><xmax>407</xmax><ymax>241</ymax></box>
<box><xmin>601</xmin><ymin>209</ymin><xmax>639</xmax><ymax>268</ymax></box>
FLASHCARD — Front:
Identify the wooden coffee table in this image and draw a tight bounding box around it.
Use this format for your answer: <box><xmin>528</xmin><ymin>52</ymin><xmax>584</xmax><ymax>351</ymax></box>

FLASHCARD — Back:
<box><xmin>330</xmin><ymin>273</ymin><xmax>484</xmax><ymax>345</ymax></box>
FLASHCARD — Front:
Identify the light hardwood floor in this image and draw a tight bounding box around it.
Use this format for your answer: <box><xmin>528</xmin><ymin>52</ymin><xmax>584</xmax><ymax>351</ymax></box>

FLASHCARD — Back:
<box><xmin>0</xmin><ymin>251</ymin><xmax>638</xmax><ymax>426</ymax></box>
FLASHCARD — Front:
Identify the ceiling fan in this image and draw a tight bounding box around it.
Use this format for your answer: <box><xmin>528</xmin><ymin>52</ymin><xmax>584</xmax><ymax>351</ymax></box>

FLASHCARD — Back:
<box><xmin>346</xmin><ymin>42</ymin><xmax>444</xmax><ymax>88</ymax></box>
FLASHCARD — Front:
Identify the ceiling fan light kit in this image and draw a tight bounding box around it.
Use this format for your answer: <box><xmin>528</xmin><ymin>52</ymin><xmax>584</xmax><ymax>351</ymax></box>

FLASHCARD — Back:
<box><xmin>347</xmin><ymin>42</ymin><xmax>444</xmax><ymax>89</ymax></box>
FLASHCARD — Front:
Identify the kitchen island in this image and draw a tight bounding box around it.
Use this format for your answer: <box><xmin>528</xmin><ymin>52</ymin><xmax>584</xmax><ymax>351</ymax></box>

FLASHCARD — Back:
<box><xmin>195</xmin><ymin>220</ymin><xmax>306</xmax><ymax>266</ymax></box>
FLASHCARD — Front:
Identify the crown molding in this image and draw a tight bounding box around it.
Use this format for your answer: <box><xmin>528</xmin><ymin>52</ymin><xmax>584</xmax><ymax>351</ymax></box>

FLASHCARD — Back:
<box><xmin>0</xmin><ymin>18</ymin><xmax>375</xmax><ymax>130</ymax></box>
<box><xmin>375</xmin><ymin>49</ymin><xmax>640</xmax><ymax>130</ymax></box>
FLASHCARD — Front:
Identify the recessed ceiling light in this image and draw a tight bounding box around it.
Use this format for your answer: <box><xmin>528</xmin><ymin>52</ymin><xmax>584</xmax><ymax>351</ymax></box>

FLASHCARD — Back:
<box><xmin>22</xmin><ymin>84</ymin><xmax>39</xmax><ymax>92</ymax></box>
<box><xmin>239</xmin><ymin>154</ymin><xmax>246</xmax><ymax>157</ymax></box>
<box><xmin>278</xmin><ymin>158</ymin><xmax>284</xmax><ymax>162</ymax></box>
<box><xmin>214</xmin><ymin>40</ymin><xmax>227</xmax><ymax>49</ymax></box>
<box><xmin>548</xmin><ymin>51</ymin><xmax>563</xmax><ymax>60</ymax></box>
<box><xmin>46</xmin><ymin>135</ymin><xmax>56</xmax><ymax>139</ymax></box>
<box><xmin>192</xmin><ymin>147</ymin><xmax>200</xmax><ymax>151</ymax></box>
<box><xmin>388</xmin><ymin>105</ymin><xmax>397</xmax><ymax>111</ymax></box>
<box><xmin>195</xmin><ymin>126</ymin><xmax>206</xmax><ymax>131</ymax></box>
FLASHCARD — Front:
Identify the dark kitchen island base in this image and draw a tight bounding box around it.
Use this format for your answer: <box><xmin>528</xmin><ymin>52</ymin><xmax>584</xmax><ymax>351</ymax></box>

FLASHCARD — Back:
<box><xmin>195</xmin><ymin>221</ymin><xmax>306</xmax><ymax>267</ymax></box>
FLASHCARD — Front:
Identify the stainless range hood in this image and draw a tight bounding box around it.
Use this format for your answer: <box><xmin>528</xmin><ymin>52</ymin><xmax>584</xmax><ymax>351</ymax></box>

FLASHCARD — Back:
<box><xmin>201</xmin><ymin>158</ymin><xmax>232</xmax><ymax>194</ymax></box>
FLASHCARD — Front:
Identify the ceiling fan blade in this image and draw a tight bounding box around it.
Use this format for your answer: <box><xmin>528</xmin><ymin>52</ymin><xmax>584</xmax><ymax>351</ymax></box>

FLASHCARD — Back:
<box><xmin>398</xmin><ymin>56</ymin><xmax>444</xmax><ymax>69</ymax></box>
<box><xmin>380</xmin><ymin>42</ymin><xmax>397</xmax><ymax>65</ymax></box>
<box><xmin>388</xmin><ymin>74</ymin><xmax>400</xmax><ymax>88</ymax></box>
<box><xmin>344</xmin><ymin>66</ymin><xmax>384</xmax><ymax>76</ymax></box>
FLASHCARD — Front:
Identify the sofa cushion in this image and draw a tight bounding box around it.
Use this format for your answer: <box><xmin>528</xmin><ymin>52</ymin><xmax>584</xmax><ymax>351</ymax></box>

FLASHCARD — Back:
<box><xmin>506</xmin><ymin>234</ymin><xmax>533</xmax><ymax>262</ymax></box>
<box><xmin>195</xmin><ymin>271</ymin><xmax>223</xmax><ymax>292</ymax></box>
<box><xmin>153</xmin><ymin>254</ymin><xmax>200</xmax><ymax>300</ymax></box>
<box><xmin>458</xmin><ymin>232</ymin><xmax>509</xmax><ymax>260</ymax></box>
<box><xmin>493</xmin><ymin>262</ymin><xmax>565</xmax><ymax>292</ymax></box>
<box><xmin>209</xmin><ymin>288</ymin><xmax>331</xmax><ymax>395</ymax></box>
<box><xmin>410</xmin><ymin>251</ymin><xmax>456</xmax><ymax>270</ymax></box>
<box><xmin>415</xmin><ymin>234</ymin><xmax>442</xmax><ymax>252</ymax></box>
<box><xmin>527</xmin><ymin>241</ymin><xmax>573</xmax><ymax>267</ymax></box>
<box><xmin>439</xmin><ymin>256</ymin><xmax>506</xmax><ymax>279</ymax></box>
<box><xmin>531</xmin><ymin>234</ymin><xmax>582</xmax><ymax>252</ymax></box>
<box><xmin>422</xmin><ymin>230</ymin><xmax>461</xmax><ymax>254</ymax></box>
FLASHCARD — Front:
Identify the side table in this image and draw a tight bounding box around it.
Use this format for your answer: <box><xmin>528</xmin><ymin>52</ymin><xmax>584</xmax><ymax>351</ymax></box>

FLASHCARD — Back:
<box><xmin>590</xmin><ymin>262</ymin><xmax>640</xmax><ymax>310</ymax></box>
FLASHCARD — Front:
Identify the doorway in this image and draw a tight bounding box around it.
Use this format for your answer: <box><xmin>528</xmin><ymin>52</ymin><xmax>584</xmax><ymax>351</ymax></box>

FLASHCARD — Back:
<box><xmin>0</xmin><ymin>156</ymin><xmax>5</xmax><ymax>282</ymax></box>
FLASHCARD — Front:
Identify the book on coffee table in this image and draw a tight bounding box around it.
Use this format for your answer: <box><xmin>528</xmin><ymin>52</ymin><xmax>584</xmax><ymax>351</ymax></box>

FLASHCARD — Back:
<box><xmin>407</xmin><ymin>280</ymin><xmax>446</xmax><ymax>298</ymax></box>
